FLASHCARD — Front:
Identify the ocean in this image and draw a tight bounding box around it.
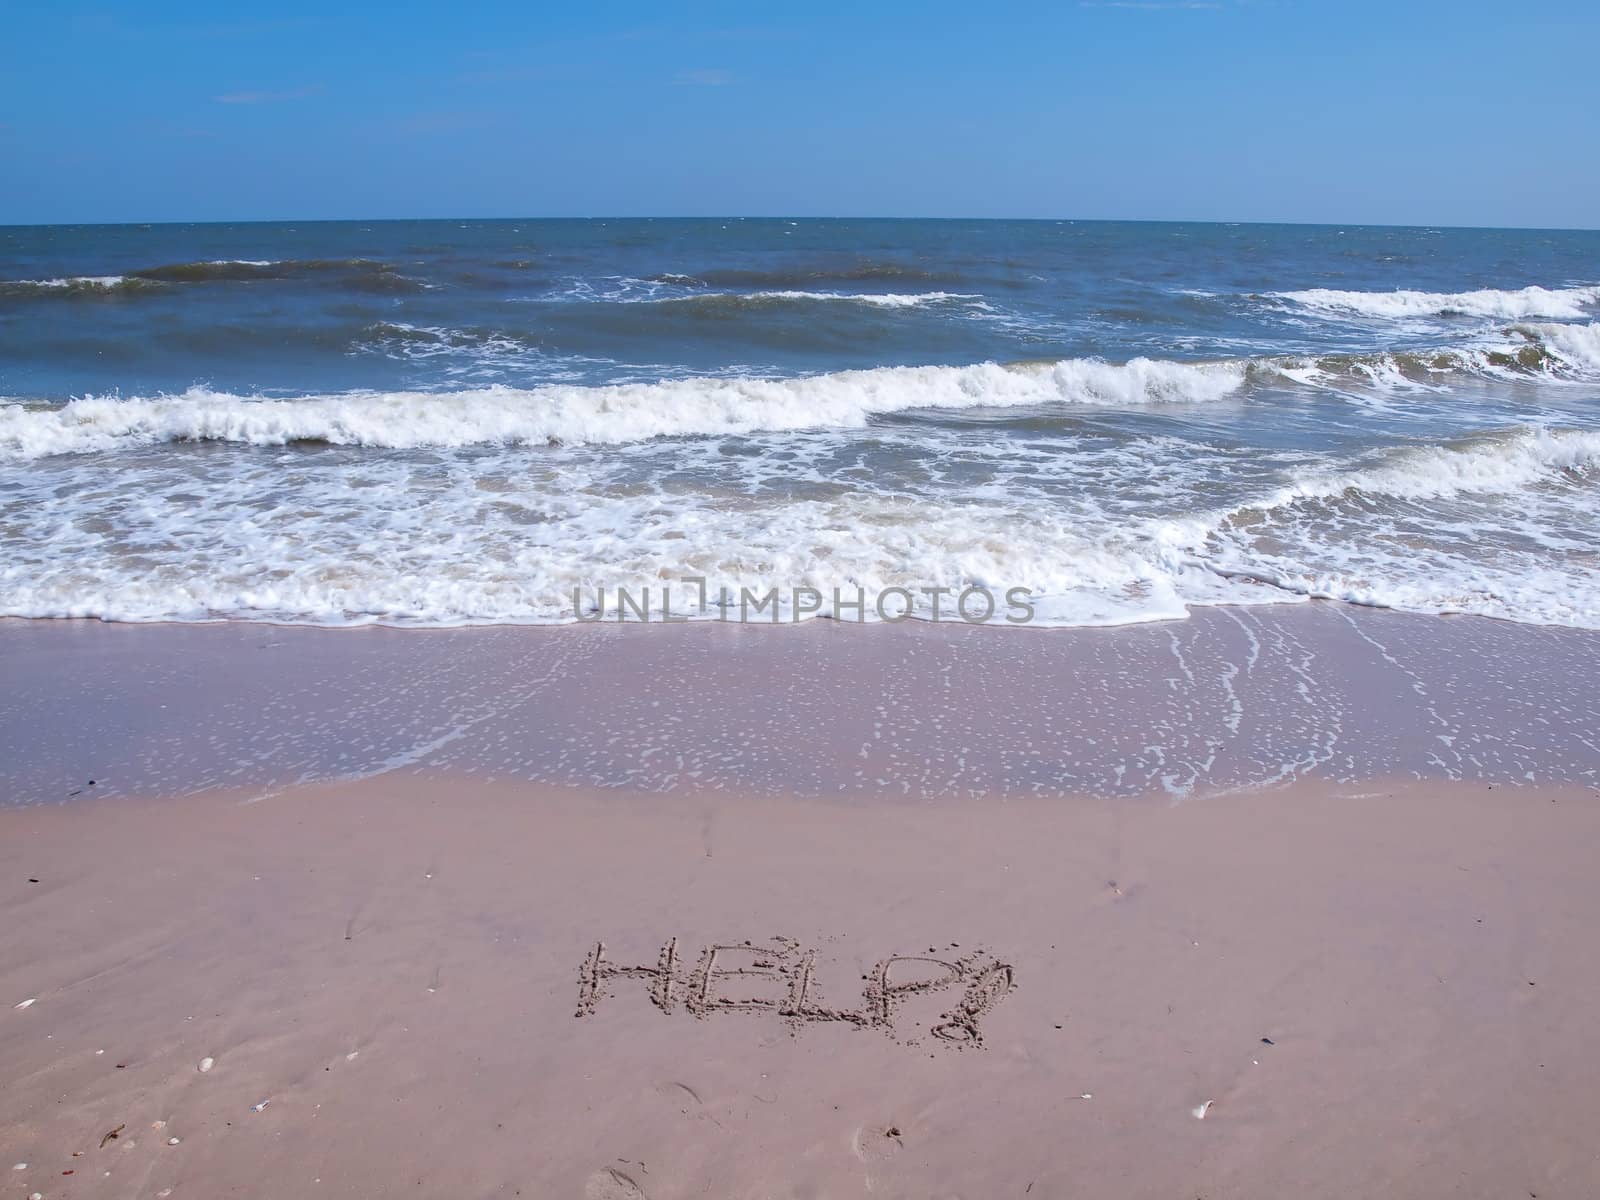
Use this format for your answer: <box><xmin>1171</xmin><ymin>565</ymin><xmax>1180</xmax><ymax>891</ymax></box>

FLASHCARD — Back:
<box><xmin>1</xmin><ymin>218</ymin><xmax>1597</xmax><ymax>629</ymax></box>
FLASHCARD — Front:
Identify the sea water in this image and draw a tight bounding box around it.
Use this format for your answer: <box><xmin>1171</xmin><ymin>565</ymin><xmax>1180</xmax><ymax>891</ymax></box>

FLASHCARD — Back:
<box><xmin>2</xmin><ymin>218</ymin><xmax>1597</xmax><ymax>628</ymax></box>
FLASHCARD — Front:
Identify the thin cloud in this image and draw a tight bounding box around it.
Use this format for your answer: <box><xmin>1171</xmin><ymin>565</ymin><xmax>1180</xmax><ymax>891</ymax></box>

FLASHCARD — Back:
<box><xmin>186</xmin><ymin>18</ymin><xmax>326</xmax><ymax>38</ymax></box>
<box><xmin>673</xmin><ymin>68</ymin><xmax>734</xmax><ymax>87</ymax></box>
<box><xmin>393</xmin><ymin>111</ymin><xmax>488</xmax><ymax>136</ymax></box>
<box><xmin>458</xmin><ymin>64</ymin><xmax>575</xmax><ymax>85</ymax></box>
<box><xmin>214</xmin><ymin>84</ymin><xmax>324</xmax><ymax>105</ymax></box>
<box><xmin>621</xmin><ymin>24</ymin><xmax>797</xmax><ymax>43</ymax></box>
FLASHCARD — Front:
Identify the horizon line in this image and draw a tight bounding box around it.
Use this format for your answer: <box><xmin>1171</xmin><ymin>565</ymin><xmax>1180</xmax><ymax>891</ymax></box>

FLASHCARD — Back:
<box><xmin>3</xmin><ymin>215</ymin><xmax>1598</xmax><ymax>235</ymax></box>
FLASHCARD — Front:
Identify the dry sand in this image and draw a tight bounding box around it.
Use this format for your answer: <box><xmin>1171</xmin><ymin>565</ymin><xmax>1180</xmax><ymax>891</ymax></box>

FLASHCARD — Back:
<box><xmin>4</xmin><ymin>773</ymin><xmax>1599</xmax><ymax>1198</ymax></box>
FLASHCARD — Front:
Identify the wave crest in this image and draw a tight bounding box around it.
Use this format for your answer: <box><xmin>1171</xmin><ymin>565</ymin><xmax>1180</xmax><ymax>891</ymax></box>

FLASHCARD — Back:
<box><xmin>651</xmin><ymin>262</ymin><xmax>962</xmax><ymax>288</ymax></box>
<box><xmin>0</xmin><ymin>258</ymin><xmax>427</xmax><ymax>300</ymax></box>
<box><xmin>0</xmin><ymin>275</ymin><xmax>165</xmax><ymax>299</ymax></box>
<box><xmin>0</xmin><ymin>356</ymin><xmax>1248</xmax><ymax>459</ymax></box>
<box><xmin>1252</xmin><ymin>428</ymin><xmax>1600</xmax><ymax>509</ymax></box>
<box><xmin>1272</xmin><ymin>284</ymin><xmax>1600</xmax><ymax>321</ymax></box>
<box><xmin>649</xmin><ymin>289</ymin><xmax>985</xmax><ymax>312</ymax></box>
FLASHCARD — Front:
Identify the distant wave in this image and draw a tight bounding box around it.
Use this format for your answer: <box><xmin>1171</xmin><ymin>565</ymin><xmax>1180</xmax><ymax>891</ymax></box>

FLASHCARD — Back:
<box><xmin>536</xmin><ymin>276</ymin><xmax>983</xmax><ymax>309</ymax></box>
<box><xmin>646</xmin><ymin>289</ymin><xmax>987</xmax><ymax>311</ymax></box>
<box><xmin>0</xmin><ymin>275</ymin><xmax>165</xmax><ymax>298</ymax></box>
<box><xmin>1271</xmin><ymin>283</ymin><xmax>1600</xmax><ymax>321</ymax></box>
<box><xmin>361</xmin><ymin>321</ymin><xmax>538</xmax><ymax>352</ymax></box>
<box><xmin>0</xmin><ymin>258</ymin><xmax>429</xmax><ymax>300</ymax></box>
<box><xmin>0</xmin><ymin>356</ymin><xmax>1249</xmax><ymax>459</ymax></box>
<box><xmin>129</xmin><ymin>258</ymin><xmax>370</xmax><ymax>282</ymax></box>
<box><xmin>651</xmin><ymin>262</ymin><xmax>963</xmax><ymax>288</ymax></box>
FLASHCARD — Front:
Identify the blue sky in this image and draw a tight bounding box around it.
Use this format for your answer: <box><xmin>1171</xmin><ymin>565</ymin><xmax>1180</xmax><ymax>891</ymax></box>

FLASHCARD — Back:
<box><xmin>2</xmin><ymin>0</ymin><xmax>1596</xmax><ymax>227</ymax></box>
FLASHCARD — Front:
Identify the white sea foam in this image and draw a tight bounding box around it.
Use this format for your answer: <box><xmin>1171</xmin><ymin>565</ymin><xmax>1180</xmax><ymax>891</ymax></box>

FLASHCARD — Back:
<box><xmin>4</xmin><ymin>413</ymin><xmax>1595</xmax><ymax>628</ymax></box>
<box><xmin>1274</xmin><ymin>284</ymin><xmax>1600</xmax><ymax>321</ymax></box>
<box><xmin>536</xmin><ymin>277</ymin><xmax>984</xmax><ymax>309</ymax></box>
<box><xmin>715</xmin><ymin>290</ymin><xmax>984</xmax><ymax>308</ymax></box>
<box><xmin>16</xmin><ymin>324</ymin><xmax>1596</xmax><ymax>462</ymax></box>
<box><xmin>0</xmin><ymin>356</ymin><xmax>1248</xmax><ymax>459</ymax></box>
<box><xmin>1257</xmin><ymin>427</ymin><xmax>1600</xmax><ymax>505</ymax></box>
<box><xmin>1</xmin><ymin>275</ymin><xmax>133</xmax><ymax>291</ymax></box>
<box><xmin>1512</xmin><ymin>321</ymin><xmax>1600</xmax><ymax>370</ymax></box>
<box><xmin>1186</xmin><ymin>427</ymin><xmax>1600</xmax><ymax>627</ymax></box>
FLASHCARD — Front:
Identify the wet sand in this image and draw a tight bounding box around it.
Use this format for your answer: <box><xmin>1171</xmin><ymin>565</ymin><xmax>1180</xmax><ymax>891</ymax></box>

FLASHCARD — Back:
<box><xmin>3</xmin><ymin>773</ymin><xmax>1600</xmax><ymax>1199</ymax></box>
<box><xmin>3</xmin><ymin>604</ymin><xmax>1599</xmax><ymax>806</ymax></box>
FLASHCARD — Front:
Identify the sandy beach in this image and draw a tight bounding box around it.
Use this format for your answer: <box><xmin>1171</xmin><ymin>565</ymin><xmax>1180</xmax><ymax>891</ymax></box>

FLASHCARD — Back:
<box><xmin>8</xmin><ymin>9</ymin><xmax>1600</xmax><ymax>1194</ymax></box>
<box><xmin>3</xmin><ymin>610</ymin><xmax>1600</xmax><ymax>1197</ymax></box>
<box><xmin>3</xmin><ymin>771</ymin><xmax>1599</xmax><ymax>1198</ymax></box>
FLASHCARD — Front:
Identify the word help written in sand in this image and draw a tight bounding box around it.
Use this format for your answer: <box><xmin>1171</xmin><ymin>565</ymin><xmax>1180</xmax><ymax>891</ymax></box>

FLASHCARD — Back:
<box><xmin>577</xmin><ymin>937</ymin><xmax>1014</xmax><ymax>1045</ymax></box>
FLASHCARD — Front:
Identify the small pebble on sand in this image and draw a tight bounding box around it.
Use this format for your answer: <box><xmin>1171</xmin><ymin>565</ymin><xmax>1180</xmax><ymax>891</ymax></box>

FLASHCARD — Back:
<box><xmin>198</xmin><ymin>1057</ymin><xmax>214</xmax><ymax>1073</ymax></box>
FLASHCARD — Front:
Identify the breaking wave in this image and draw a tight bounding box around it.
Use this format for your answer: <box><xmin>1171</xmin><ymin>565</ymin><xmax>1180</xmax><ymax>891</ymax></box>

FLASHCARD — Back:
<box><xmin>1511</xmin><ymin>321</ymin><xmax>1600</xmax><ymax>370</ymax></box>
<box><xmin>1247</xmin><ymin>427</ymin><xmax>1600</xmax><ymax>508</ymax></box>
<box><xmin>1192</xmin><ymin>427</ymin><xmax>1600</xmax><ymax>627</ymax></box>
<box><xmin>1271</xmin><ymin>283</ymin><xmax>1600</xmax><ymax>321</ymax></box>
<box><xmin>8</xmin><ymin>319</ymin><xmax>1600</xmax><ymax>460</ymax></box>
<box><xmin>0</xmin><ymin>355</ymin><xmax>1248</xmax><ymax>459</ymax></box>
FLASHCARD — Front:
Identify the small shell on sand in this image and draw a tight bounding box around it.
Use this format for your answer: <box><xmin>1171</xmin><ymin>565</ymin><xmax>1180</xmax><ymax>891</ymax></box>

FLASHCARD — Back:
<box><xmin>151</xmin><ymin>1121</ymin><xmax>166</xmax><ymax>1131</ymax></box>
<box><xmin>167</xmin><ymin>1138</ymin><xmax>180</xmax><ymax>1146</ymax></box>
<box><xmin>198</xmin><ymin>1057</ymin><xmax>214</xmax><ymax>1073</ymax></box>
<box><xmin>250</xmin><ymin>1100</ymin><xmax>270</xmax><ymax>1113</ymax></box>
<box><xmin>1192</xmin><ymin>1099</ymin><xmax>1215</xmax><ymax>1119</ymax></box>
<box><xmin>12</xmin><ymin>1163</ymin><xmax>26</xmax><ymax>1170</ymax></box>
<box><xmin>13</xmin><ymin>999</ymin><xmax>36</xmax><ymax>1010</ymax></box>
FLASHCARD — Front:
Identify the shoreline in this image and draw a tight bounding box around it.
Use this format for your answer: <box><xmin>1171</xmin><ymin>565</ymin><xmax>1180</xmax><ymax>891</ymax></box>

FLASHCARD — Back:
<box><xmin>4</xmin><ymin>772</ymin><xmax>1598</xmax><ymax>1197</ymax></box>
<box><xmin>4</xmin><ymin>602</ymin><xmax>1598</xmax><ymax>808</ymax></box>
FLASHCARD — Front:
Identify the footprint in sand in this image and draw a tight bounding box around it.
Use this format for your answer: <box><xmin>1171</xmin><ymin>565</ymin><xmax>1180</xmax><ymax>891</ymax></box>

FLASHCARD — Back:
<box><xmin>852</xmin><ymin>1122</ymin><xmax>905</xmax><ymax>1164</ymax></box>
<box><xmin>583</xmin><ymin>1167</ymin><xmax>649</xmax><ymax>1199</ymax></box>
